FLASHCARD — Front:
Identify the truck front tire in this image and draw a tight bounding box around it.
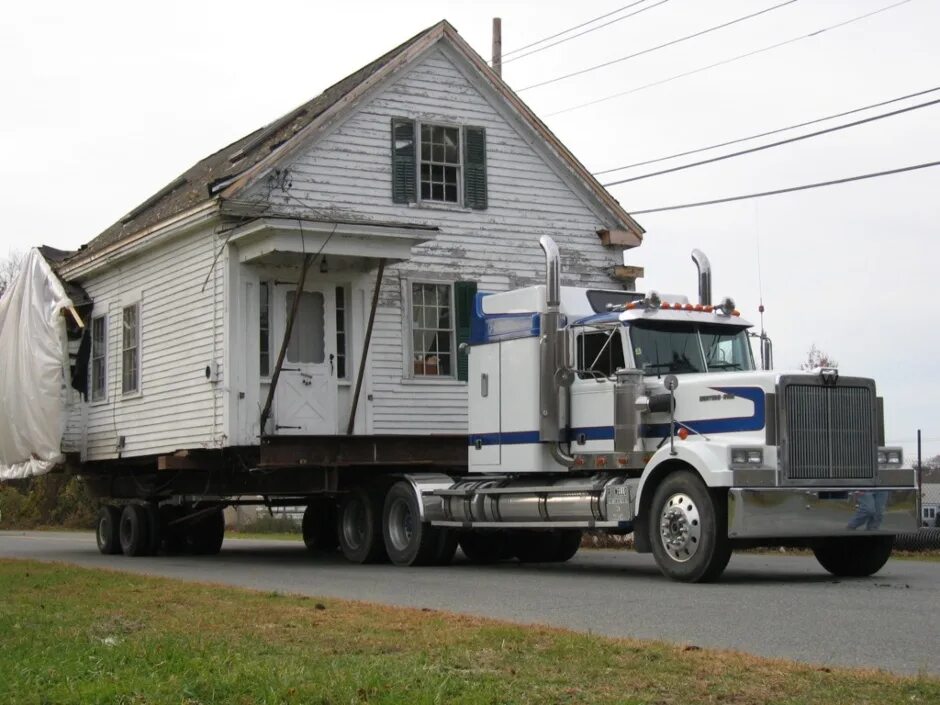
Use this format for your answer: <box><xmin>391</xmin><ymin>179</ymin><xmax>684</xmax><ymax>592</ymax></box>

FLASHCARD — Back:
<box><xmin>184</xmin><ymin>509</ymin><xmax>225</xmax><ymax>555</ymax></box>
<box><xmin>338</xmin><ymin>487</ymin><xmax>388</xmax><ymax>564</ymax></box>
<box><xmin>648</xmin><ymin>470</ymin><xmax>731</xmax><ymax>583</ymax></box>
<box><xmin>96</xmin><ymin>505</ymin><xmax>122</xmax><ymax>555</ymax></box>
<box><xmin>812</xmin><ymin>535</ymin><xmax>894</xmax><ymax>577</ymax></box>
<box><xmin>458</xmin><ymin>531</ymin><xmax>514</xmax><ymax>563</ymax></box>
<box><xmin>512</xmin><ymin>529</ymin><xmax>582</xmax><ymax>563</ymax></box>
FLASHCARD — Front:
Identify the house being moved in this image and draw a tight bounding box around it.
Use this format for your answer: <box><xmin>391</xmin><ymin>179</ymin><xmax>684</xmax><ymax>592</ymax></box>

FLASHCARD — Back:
<box><xmin>1</xmin><ymin>20</ymin><xmax>644</xmax><ymax>488</ymax></box>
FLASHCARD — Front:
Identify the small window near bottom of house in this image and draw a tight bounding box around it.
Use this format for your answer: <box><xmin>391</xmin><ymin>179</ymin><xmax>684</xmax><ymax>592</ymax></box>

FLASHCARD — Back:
<box><xmin>122</xmin><ymin>303</ymin><xmax>140</xmax><ymax>395</ymax></box>
<box><xmin>335</xmin><ymin>286</ymin><xmax>347</xmax><ymax>379</ymax></box>
<box><xmin>91</xmin><ymin>315</ymin><xmax>107</xmax><ymax>401</ymax></box>
<box><xmin>260</xmin><ymin>282</ymin><xmax>271</xmax><ymax>377</ymax></box>
<box><xmin>412</xmin><ymin>282</ymin><xmax>453</xmax><ymax>377</ymax></box>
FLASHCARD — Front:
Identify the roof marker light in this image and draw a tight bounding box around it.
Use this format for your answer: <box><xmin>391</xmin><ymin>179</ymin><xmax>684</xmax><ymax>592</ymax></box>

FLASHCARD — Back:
<box><xmin>717</xmin><ymin>297</ymin><xmax>736</xmax><ymax>316</ymax></box>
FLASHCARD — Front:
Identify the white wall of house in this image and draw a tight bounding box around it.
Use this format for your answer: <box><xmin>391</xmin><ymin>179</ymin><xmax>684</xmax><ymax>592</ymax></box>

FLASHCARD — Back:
<box><xmin>241</xmin><ymin>46</ymin><xmax>628</xmax><ymax>434</ymax></box>
<box><xmin>63</xmin><ymin>226</ymin><xmax>225</xmax><ymax>460</ymax></box>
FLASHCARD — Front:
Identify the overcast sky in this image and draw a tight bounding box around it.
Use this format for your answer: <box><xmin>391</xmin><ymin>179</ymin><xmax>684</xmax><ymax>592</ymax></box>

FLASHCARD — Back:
<box><xmin>2</xmin><ymin>0</ymin><xmax>937</xmax><ymax>461</ymax></box>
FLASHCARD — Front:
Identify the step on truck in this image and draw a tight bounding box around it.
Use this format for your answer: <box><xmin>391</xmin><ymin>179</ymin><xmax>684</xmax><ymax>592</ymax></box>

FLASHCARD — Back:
<box><xmin>80</xmin><ymin>236</ymin><xmax>918</xmax><ymax>581</ymax></box>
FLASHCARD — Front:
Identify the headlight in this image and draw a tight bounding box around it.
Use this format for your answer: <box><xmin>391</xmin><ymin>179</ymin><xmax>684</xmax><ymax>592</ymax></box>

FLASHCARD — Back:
<box><xmin>730</xmin><ymin>447</ymin><xmax>764</xmax><ymax>467</ymax></box>
<box><xmin>877</xmin><ymin>448</ymin><xmax>903</xmax><ymax>468</ymax></box>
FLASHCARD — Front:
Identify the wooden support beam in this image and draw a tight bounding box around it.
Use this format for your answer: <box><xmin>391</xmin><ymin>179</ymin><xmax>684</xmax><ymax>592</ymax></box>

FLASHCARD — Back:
<box><xmin>347</xmin><ymin>258</ymin><xmax>385</xmax><ymax>435</ymax></box>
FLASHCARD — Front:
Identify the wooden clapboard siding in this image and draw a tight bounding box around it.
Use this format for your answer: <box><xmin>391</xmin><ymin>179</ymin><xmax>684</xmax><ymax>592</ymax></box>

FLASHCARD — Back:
<box><xmin>63</xmin><ymin>227</ymin><xmax>224</xmax><ymax>460</ymax></box>
<box><xmin>244</xmin><ymin>47</ymin><xmax>624</xmax><ymax>434</ymax></box>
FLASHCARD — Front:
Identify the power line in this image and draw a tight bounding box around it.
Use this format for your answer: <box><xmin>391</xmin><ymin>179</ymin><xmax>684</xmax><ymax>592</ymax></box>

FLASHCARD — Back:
<box><xmin>503</xmin><ymin>1</ymin><xmax>670</xmax><ymax>65</ymax></box>
<box><xmin>594</xmin><ymin>86</ymin><xmax>940</xmax><ymax>176</ymax></box>
<box><xmin>601</xmin><ymin>96</ymin><xmax>940</xmax><ymax>186</ymax></box>
<box><xmin>518</xmin><ymin>0</ymin><xmax>798</xmax><ymax>91</ymax></box>
<box><xmin>628</xmin><ymin>159</ymin><xmax>940</xmax><ymax>215</ymax></box>
<box><xmin>501</xmin><ymin>0</ymin><xmax>653</xmax><ymax>59</ymax></box>
<box><xmin>546</xmin><ymin>0</ymin><xmax>913</xmax><ymax>117</ymax></box>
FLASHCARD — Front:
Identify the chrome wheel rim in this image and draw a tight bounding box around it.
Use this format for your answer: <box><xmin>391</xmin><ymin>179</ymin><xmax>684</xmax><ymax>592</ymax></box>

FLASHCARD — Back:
<box><xmin>659</xmin><ymin>493</ymin><xmax>701</xmax><ymax>562</ymax></box>
<box><xmin>342</xmin><ymin>498</ymin><xmax>367</xmax><ymax>550</ymax></box>
<box><xmin>387</xmin><ymin>497</ymin><xmax>414</xmax><ymax>552</ymax></box>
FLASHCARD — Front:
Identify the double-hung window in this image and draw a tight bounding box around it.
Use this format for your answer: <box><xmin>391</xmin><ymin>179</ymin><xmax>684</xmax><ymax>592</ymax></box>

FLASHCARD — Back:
<box><xmin>90</xmin><ymin>315</ymin><xmax>107</xmax><ymax>401</ymax></box>
<box><xmin>391</xmin><ymin>118</ymin><xmax>487</xmax><ymax>209</ymax></box>
<box><xmin>122</xmin><ymin>303</ymin><xmax>140</xmax><ymax>394</ymax></box>
<box><xmin>408</xmin><ymin>280</ymin><xmax>477</xmax><ymax>381</ymax></box>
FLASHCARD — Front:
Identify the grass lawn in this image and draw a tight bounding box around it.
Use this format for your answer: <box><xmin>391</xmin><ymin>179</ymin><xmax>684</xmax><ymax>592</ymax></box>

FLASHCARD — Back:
<box><xmin>0</xmin><ymin>560</ymin><xmax>937</xmax><ymax>704</ymax></box>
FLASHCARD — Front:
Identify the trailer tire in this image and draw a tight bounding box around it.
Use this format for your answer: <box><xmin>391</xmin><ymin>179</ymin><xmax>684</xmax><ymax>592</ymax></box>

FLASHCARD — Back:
<box><xmin>96</xmin><ymin>506</ymin><xmax>122</xmax><ymax>555</ymax></box>
<box><xmin>144</xmin><ymin>503</ymin><xmax>162</xmax><ymax>556</ymax></box>
<box><xmin>160</xmin><ymin>505</ymin><xmax>187</xmax><ymax>555</ymax></box>
<box><xmin>338</xmin><ymin>487</ymin><xmax>387</xmax><ymax>564</ymax></box>
<box><xmin>185</xmin><ymin>509</ymin><xmax>225</xmax><ymax>555</ymax></box>
<box><xmin>812</xmin><ymin>535</ymin><xmax>894</xmax><ymax>577</ymax></box>
<box><xmin>458</xmin><ymin>531</ymin><xmax>514</xmax><ymax>564</ymax></box>
<box><xmin>512</xmin><ymin>529</ymin><xmax>582</xmax><ymax>563</ymax></box>
<box><xmin>648</xmin><ymin>470</ymin><xmax>731</xmax><ymax>583</ymax></box>
<box><xmin>119</xmin><ymin>504</ymin><xmax>150</xmax><ymax>557</ymax></box>
<box><xmin>302</xmin><ymin>499</ymin><xmax>338</xmax><ymax>553</ymax></box>
<box><xmin>382</xmin><ymin>481</ymin><xmax>447</xmax><ymax>566</ymax></box>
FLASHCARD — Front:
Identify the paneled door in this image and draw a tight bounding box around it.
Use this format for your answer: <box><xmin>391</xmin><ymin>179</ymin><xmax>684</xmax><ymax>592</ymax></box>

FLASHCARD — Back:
<box><xmin>273</xmin><ymin>286</ymin><xmax>338</xmax><ymax>435</ymax></box>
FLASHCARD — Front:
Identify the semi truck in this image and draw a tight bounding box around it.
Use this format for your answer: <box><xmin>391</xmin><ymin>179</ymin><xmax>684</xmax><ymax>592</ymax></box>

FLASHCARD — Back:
<box><xmin>84</xmin><ymin>235</ymin><xmax>916</xmax><ymax>582</ymax></box>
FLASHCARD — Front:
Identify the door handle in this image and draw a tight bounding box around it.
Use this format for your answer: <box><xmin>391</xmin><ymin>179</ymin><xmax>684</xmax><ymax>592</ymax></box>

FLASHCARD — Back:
<box><xmin>329</xmin><ymin>353</ymin><xmax>334</xmax><ymax>375</ymax></box>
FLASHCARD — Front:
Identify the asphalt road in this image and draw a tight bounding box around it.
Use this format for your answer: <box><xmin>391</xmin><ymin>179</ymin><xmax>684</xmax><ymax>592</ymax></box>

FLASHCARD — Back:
<box><xmin>2</xmin><ymin>530</ymin><xmax>937</xmax><ymax>676</ymax></box>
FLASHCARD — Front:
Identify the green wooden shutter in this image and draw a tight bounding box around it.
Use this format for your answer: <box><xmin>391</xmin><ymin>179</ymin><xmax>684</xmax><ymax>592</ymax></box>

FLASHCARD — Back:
<box><xmin>391</xmin><ymin>118</ymin><xmax>416</xmax><ymax>204</ymax></box>
<box><xmin>454</xmin><ymin>280</ymin><xmax>477</xmax><ymax>382</ymax></box>
<box><xmin>463</xmin><ymin>126</ymin><xmax>487</xmax><ymax>210</ymax></box>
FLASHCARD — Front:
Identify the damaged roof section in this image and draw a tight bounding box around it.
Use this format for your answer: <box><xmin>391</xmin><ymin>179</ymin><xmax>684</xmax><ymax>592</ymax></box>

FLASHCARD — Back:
<box><xmin>76</xmin><ymin>24</ymin><xmax>439</xmax><ymax>263</ymax></box>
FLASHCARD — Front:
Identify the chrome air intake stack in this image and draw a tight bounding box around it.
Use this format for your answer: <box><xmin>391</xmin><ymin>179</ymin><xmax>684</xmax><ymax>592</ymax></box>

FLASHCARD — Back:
<box><xmin>538</xmin><ymin>236</ymin><xmax>573</xmax><ymax>464</ymax></box>
<box><xmin>691</xmin><ymin>249</ymin><xmax>711</xmax><ymax>306</ymax></box>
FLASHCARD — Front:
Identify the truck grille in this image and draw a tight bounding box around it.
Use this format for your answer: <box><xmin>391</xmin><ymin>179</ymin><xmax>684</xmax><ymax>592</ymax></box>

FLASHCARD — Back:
<box><xmin>782</xmin><ymin>381</ymin><xmax>875</xmax><ymax>481</ymax></box>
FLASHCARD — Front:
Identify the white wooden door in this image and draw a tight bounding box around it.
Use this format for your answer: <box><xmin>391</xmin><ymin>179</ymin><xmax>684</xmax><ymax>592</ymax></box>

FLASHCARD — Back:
<box><xmin>274</xmin><ymin>286</ymin><xmax>338</xmax><ymax>435</ymax></box>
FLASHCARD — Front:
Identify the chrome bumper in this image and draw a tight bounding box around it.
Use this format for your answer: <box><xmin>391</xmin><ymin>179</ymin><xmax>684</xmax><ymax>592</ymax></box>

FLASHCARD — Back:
<box><xmin>727</xmin><ymin>487</ymin><xmax>918</xmax><ymax>538</ymax></box>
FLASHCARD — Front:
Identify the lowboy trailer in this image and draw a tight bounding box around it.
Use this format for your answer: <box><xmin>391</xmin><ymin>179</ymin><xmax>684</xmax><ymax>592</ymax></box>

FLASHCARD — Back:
<box><xmin>88</xmin><ymin>236</ymin><xmax>917</xmax><ymax>582</ymax></box>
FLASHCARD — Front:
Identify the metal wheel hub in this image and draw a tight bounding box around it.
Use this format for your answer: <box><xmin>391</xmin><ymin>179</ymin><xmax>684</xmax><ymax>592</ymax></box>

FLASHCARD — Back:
<box><xmin>387</xmin><ymin>498</ymin><xmax>415</xmax><ymax>552</ymax></box>
<box><xmin>659</xmin><ymin>493</ymin><xmax>702</xmax><ymax>562</ymax></box>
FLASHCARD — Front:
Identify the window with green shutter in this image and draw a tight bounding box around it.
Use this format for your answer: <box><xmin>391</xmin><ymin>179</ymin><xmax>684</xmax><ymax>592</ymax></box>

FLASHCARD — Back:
<box><xmin>390</xmin><ymin>119</ymin><xmax>487</xmax><ymax>209</ymax></box>
<box><xmin>454</xmin><ymin>281</ymin><xmax>477</xmax><ymax>382</ymax></box>
<box><xmin>391</xmin><ymin>118</ymin><xmax>416</xmax><ymax>204</ymax></box>
<box><xmin>463</xmin><ymin>127</ymin><xmax>487</xmax><ymax>210</ymax></box>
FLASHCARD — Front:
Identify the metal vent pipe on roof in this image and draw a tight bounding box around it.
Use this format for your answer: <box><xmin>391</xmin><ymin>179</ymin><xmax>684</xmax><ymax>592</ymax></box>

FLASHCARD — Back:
<box><xmin>691</xmin><ymin>249</ymin><xmax>711</xmax><ymax>306</ymax></box>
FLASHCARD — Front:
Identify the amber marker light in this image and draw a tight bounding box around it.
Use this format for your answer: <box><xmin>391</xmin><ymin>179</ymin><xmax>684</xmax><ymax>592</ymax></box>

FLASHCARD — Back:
<box><xmin>678</xmin><ymin>428</ymin><xmax>689</xmax><ymax>440</ymax></box>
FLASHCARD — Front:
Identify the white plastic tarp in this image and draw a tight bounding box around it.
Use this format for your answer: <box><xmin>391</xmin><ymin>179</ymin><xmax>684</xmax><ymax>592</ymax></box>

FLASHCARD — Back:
<box><xmin>0</xmin><ymin>249</ymin><xmax>73</xmax><ymax>479</ymax></box>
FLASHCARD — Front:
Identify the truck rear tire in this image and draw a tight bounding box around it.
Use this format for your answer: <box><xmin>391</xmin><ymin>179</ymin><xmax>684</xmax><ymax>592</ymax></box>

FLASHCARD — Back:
<box><xmin>338</xmin><ymin>487</ymin><xmax>387</xmax><ymax>564</ymax></box>
<box><xmin>458</xmin><ymin>531</ymin><xmax>514</xmax><ymax>563</ymax></box>
<box><xmin>382</xmin><ymin>481</ymin><xmax>448</xmax><ymax>566</ymax></box>
<box><xmin>96</xmin><ymin>506</ymin><xmax>122</xmax><ymax>555</ymax></box>
<box><xmin>648</xmin><ymin>470</ymin><xmax>731</xmax><ymax>583</ymax></box>
<box><xmin>302</xmin><ymin>499</ymin><xmax>338</xmax><ymax>553</ymax></box>
<box><xmin>812</xmin><ymin>535</ymin><xmax>894</xmax><ymax>577</ymax></box>
<box><xmin>119</xmin><ymin>504</ymin><xmax>150</xmax><ymax>557</ymax></box>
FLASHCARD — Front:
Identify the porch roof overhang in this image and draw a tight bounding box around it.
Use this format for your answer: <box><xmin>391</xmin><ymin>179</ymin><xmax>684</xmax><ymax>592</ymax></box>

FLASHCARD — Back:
<box><xmin>228</xmin><ymin>217</ymin><xmax>437</xmax><ymax>263</ymax></box>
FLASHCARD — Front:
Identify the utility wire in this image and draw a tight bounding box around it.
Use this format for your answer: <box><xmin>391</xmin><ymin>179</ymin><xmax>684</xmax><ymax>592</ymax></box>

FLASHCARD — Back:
<box><xmin>503</xmin><ymin>0</ymin><xmax>670</xmax><ymax>65</ymax></box>
<box><xmin>518</xmin><ymin>0</ymin><xmax>798</xmax><ymax>91</ymax></box>
<box><xmin>628</xmin><ymin>159</ymin><xmax>940</xmax><ymax>214</ymax></box>
<box><xmin>547</xmin><ymin>0</ymin><xmax>913</xmax><ymax>117</ymax></box>
<box><xmin>602</xmin><ymin>96</ymin><xmax>940</xmax><ymax>186</ymax></box>
<box><xmin>501</xmin><ymin>0</ymin><xmax>653</xmax><ymax>59</ymax></box>
<box><xmin>594</xmin><ymin>85</ymin><xmax>940</xmax><ymax>175</ymax></box>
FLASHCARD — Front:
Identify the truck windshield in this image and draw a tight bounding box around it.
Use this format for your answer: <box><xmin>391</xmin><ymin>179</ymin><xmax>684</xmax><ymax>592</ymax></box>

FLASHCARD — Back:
<box><xmin>628</xmin><ymin>321</ymin><xmax>754</xmax><ymax>375</ymax></box>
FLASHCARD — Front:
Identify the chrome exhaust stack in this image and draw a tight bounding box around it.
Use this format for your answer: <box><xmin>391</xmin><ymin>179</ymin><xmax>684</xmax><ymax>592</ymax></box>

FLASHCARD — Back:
<box><xmin>538</xmin><ymin>236</ymin><xmax>572</xmax><ymax>462</ymax></box>
<box><xmin>691</xmin><ymin>249</ymin><xmax>711</xmax><ymax>306</ymax></box>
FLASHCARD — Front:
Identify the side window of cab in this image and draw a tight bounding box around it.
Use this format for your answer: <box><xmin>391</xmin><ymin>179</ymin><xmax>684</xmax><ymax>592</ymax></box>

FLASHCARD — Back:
<box><xmin>575</xmin><ymin>328</ymin><xmax>625</xmax><ymax>379</ymax></box>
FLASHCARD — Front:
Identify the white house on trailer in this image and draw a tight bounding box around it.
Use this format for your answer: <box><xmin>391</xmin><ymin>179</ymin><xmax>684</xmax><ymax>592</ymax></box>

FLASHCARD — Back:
<box><xmin>49</xmin><ymin>20</ymin><xmax>643</xmax><ymax>469</ymax></box>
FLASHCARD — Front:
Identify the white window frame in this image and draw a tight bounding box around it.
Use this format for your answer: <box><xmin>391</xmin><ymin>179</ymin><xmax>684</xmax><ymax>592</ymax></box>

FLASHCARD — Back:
<box><xmin>401</xmin><ymin>277</ymin><xmax>458</xmax><ymax>382</ymax></box>
<box><xmin>121</xmin><ymin>302</ymin><xmax>141</xmax><ymax>397</ymax></box>
<box><xmin>259</xmin><ymin>281</ymin><xmax>272</xmax><ymax>379</ymax></box>
<box><xmin>90</xmin><ymin>314</ymin><xmax>108</xmax><ymax>403</ymax></box>
<box><xmin>416</xmin><ymin>121</ymin><xmax>464</xmax><ymax>207</ymax></box>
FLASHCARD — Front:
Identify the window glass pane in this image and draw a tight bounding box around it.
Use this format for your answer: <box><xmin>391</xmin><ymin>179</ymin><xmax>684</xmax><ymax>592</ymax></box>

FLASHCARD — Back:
<box><xmin>286</xmin><ymin>291</ymin><xmax>325</xmax><ymax>364</ymax></box>
<box><xmin>260</xmin><ymin>283</ymin><xmax>270</xmax><ymax>376</ymax></box>
<box><xmin>411</xmin><ymin>282</ymin><xmax>454</xmax><ymax>376</ymax></box>
<box><xmin>122</xmin><ymin>305</ymin><xmax>139</xmax><ymax>393</ymax></box>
